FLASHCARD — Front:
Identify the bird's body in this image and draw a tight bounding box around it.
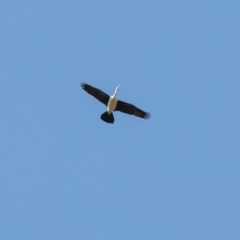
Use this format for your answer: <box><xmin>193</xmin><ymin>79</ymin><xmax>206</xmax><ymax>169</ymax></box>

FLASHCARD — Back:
<box><xmin>106</xmin><ymin>85</ymin><xmax>119</xmax><ymax>114</ymax></box>
<box><xmin>80</xmin><ymin>82</ymin><xmax>150</xmax><ymax>124</ymax></box>
<box><xmin>107</xmin><ymin>96</ymin><xmax>118</xmax><ymax>114</ymax></box>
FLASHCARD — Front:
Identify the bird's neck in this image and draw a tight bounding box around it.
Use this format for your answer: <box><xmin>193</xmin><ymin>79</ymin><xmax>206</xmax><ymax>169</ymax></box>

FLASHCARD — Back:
<box><xmin>112</xmin><ymin>87</ymin><xmax>119</xmax><ymax>98</ymax></box>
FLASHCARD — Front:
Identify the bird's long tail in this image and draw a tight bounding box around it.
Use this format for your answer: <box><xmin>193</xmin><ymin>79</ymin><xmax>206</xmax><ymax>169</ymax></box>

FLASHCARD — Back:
<box><xmin>100</xmin><ymin>111</ymin><xmax>114</xmax><ymax>124</ymax></box>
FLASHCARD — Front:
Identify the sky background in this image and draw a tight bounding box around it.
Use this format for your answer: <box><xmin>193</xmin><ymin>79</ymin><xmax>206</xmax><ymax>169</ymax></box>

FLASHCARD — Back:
<box><xmin>1</xmin><ymin>1</ymin><xmax>240</xmax><ymax>239</ymax></box>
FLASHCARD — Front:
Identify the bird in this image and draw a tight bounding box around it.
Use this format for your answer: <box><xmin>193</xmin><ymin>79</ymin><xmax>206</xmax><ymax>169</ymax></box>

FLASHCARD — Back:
<box><xmin>80</xmin><ymin>82</ymin><xmax>151</xmax><ymax>124</ymax></box>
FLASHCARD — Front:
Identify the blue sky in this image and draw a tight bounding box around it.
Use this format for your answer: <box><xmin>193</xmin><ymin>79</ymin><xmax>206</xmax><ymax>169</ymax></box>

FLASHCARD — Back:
<box><xmin>1</xmin><ymin>1</ymin><xmax>240</xmax><ymax>239</ymax></box>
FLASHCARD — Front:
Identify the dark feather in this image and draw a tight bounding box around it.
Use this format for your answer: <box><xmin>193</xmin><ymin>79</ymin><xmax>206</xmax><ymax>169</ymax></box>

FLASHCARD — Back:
<box><xmin>115</xmin><ymin>100</ymin><xmax>151</xmax><ymax>119</ymax></box>
<box><xmin>80</xmin><ymin>82</ymin><xmax>110</xmax><ymax>106</ymax></box>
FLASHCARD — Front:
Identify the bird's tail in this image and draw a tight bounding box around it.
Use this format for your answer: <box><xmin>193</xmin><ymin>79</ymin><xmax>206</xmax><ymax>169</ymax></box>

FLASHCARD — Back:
<box><xmin>100</xmin><ymin>111</ymin><xmax>114</xmax><ymax>124</ymax></box>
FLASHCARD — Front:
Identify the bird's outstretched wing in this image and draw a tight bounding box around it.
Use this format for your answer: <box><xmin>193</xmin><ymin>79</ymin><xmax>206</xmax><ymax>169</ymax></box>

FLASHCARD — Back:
<box><xmin>115</xmin><ymin>100</ymin><xmax>151</xmax><ymax>119</ymax></box>
<box><xmin>80</xmin><ymin>82</ymin><xmax>110</xmax><ymax>106</ymax></box>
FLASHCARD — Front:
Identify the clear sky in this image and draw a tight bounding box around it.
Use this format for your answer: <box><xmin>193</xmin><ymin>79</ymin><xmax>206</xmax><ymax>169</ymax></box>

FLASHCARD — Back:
<box><xmin>1</xmin><ymin>1</ymin><xmax>240</xmax><ymax>239</ymax></box>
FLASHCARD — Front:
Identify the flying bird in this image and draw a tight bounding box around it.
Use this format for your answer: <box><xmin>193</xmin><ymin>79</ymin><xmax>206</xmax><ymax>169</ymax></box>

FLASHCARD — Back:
<box><xmin>80</xmin><ymin>82</ymin><xmax>151</xmax><ymax>124</ymax></box>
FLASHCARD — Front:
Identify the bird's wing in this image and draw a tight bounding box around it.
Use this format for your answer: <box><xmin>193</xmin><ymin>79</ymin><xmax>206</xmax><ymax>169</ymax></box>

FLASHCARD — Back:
<box><xmin>80</xmin><ymin>82</ymin><xmax>110</xmax><ymax>106</ymax></box>
<box><xmin>115</xmin><ymin>100</ymin><xmax>151</xmax><ymax>119</ymax></box>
